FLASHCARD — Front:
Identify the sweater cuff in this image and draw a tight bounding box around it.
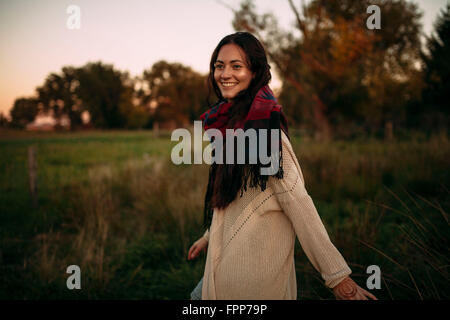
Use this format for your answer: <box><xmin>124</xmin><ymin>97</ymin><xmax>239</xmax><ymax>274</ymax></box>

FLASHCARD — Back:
<box><xmin>202</xmin><ymin>229</ymin><xmax>210</xmax><ymax>242</ymax></box>
<box><xmin>323</xmin><ymin>266</ymin><xmax>352</xmax><ymax>288</ymax></box>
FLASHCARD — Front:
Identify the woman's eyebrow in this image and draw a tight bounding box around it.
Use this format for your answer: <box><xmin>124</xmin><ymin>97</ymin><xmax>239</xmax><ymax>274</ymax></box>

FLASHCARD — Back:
<box><xmin>215</xmin><ymin>59</ymin><xmax>244</xmax><ymax>64</ymax></box>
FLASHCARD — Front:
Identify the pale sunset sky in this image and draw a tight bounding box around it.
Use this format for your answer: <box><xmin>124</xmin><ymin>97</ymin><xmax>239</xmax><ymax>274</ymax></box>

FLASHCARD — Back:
<box><xmin>0</xmin><ymin>0</ymin><xmax>448</xmax><ymax>117</ymax></box>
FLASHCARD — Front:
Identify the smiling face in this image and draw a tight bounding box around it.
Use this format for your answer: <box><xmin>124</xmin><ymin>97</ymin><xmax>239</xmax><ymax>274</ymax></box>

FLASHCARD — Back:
<box><xmin>213</xmin><ymin>44</ymin><xmax>255</xmax><ymax>101</ymax></box>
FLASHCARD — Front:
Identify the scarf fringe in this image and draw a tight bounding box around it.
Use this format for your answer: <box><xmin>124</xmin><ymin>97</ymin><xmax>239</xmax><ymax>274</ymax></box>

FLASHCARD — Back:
<box><xmin>203</xmin><ymin>135</ymin><xmax>285</xmax><ymax>230</ymax></box>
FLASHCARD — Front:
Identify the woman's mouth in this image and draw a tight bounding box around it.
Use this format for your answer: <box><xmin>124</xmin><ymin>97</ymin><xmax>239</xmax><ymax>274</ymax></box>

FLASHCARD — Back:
<box><xmin>221</xmin><ymin>82</ymin><xmax>239</xmax><ymax>87</ymax></box>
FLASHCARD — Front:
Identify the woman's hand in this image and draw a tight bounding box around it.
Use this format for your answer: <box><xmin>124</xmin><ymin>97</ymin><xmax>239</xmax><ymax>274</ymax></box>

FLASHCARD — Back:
<box><xmin>332</xmin><ymin>276</ymin><xmax>378</xmax><ymax>300</ymax></box>
<box><xmin>187</xmin><ymin>237</ymin><xmax>208</xmax><ymax>260</ymax></box>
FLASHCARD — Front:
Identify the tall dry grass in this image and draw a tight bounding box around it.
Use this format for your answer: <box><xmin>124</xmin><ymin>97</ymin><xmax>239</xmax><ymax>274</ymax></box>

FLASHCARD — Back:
<box><xmin>29</xmin><ymin>155</ymin><xmax>209</xmax><ymax>298</ymax></box>
<box><xmin>2</xmin><ymin>130</ymin><xmax>448</xmax><ymax>299</ymax></box>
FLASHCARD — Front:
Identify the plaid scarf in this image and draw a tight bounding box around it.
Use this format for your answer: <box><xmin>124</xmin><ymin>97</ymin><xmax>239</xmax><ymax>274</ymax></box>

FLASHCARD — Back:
<box><xmin>200</xmin><ymin>85</ymin><xmax>289</xmax><ymax>229</ymax></box>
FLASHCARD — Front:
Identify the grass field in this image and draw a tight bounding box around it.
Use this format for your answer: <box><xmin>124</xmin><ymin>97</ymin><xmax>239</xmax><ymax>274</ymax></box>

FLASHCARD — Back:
<box><xmin>0</xmin><ymin>129</ymin><xmax>449</xmax><ymax>299</ymax></box>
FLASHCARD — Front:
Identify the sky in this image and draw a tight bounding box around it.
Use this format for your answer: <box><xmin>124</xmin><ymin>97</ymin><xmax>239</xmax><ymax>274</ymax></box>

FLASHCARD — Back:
<box><xmin>0</xmin><ymin>0</ymin><xmax>448</xmax><ymax>116</ymax></box>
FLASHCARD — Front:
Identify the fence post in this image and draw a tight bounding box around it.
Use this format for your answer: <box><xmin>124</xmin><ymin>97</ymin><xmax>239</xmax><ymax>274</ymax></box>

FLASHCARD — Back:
<box><xmin>384</xmin><ymin>121</ymin><xmax>394</xmax><ymax>141</ymax></box>
<box><xmin>154</xmin><ymin>122</ymin><xmax>159</xmax><ymax>138</ymax></box>
<box><xmin>28</xmin><ymin>146</ymin><xmax>38</xmax><ymax>209</ymax></box>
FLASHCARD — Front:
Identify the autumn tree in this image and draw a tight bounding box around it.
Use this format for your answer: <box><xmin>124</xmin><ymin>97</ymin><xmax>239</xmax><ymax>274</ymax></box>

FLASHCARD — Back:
<box><xmin>231</xmin><ymin>0</ymin><xmax>422</xmax><ymax>139</ymax></box>
<box><xmin>139</xmin><ymin>60</ymin><xmax>208</xmax><ymax>128</ymax></box>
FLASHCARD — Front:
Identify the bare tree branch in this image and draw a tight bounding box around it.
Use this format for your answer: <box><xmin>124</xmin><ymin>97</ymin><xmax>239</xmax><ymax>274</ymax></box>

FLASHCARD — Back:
<box><xmin>288</xmin><ymin>0</ymin><xmax>308</xmax><ymax>39</ymax></box>
<box><xmin>215</xmin><ymin>0</ymin><xmax>237</xmax><ymax>14</ymax></box>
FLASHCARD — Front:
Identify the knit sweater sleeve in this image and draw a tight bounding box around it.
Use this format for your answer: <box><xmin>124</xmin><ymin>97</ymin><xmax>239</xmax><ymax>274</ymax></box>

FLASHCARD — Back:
<box><xmin>268</xmin><ymin>132</ymin><xmax>352</xmax><ymax>289</ymax></box>
<box><xmin>202</xmin><ymin>229</ymin><xmax>210</xmax><ymax>242</ymax></box>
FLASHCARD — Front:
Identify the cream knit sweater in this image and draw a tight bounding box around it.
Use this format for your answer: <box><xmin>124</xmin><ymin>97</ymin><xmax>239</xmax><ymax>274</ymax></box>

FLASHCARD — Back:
<box><xmin>201</xmin><ymin>131</ymin><xmax>352</xmax><ymax>300</ymax></box>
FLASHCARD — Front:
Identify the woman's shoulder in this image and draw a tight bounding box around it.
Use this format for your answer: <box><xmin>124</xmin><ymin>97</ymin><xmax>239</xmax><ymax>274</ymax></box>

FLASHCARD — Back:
<box><xmin>281</xmin><ymin>130</ymin><xmax>290</xmax><ymax>146</ymax></box>
<box><xmin>269</xmin><ymin>130</ymin><xmax>305</xmax><ymax>192</ymax></box>
<box><xmin>280</xmin><ymin>130</ymin><xmax>296</xmax><ymax>162</ymax></box>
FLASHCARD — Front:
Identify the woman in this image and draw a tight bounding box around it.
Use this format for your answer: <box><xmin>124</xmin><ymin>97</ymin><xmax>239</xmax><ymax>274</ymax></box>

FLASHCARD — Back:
<box><xmin>188</xmin><ymin>32</ymin><xmax>377</xmax><ymax>300</ymax></box>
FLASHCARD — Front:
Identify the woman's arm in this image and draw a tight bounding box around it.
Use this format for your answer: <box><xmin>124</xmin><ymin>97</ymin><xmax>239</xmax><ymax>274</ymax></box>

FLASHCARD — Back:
<box><xmin>202</xmin><ymin>229</ymin><xmax>210</xmax><ymax>242</ymax></box>
<box><xmin>269</xmin><ymin>132</ymin><xmax>376</xmax><ymax>300</ymax></box>
<box><xmin>187</xmin><ymin>229</ymin><xmax>209</xmax><ymax>260</ymax></box>
<box><xmin>268</xmin><ymin>132</ymin><xmax>351</xmax><ymax>288</ymax></box>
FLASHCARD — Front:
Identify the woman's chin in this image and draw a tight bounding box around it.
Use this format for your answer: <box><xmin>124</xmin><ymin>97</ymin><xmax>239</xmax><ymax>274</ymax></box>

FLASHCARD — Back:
<box><xmin>222</xmin><ymin>94</ymin><xmax>236</xmax><ymax>101</ymax></box>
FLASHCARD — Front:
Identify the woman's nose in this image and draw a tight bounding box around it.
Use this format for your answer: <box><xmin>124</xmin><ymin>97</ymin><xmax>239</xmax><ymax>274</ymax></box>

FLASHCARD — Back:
<box><xmin>220</xmin><ymin>66</ymin><xmax>232</xmax><ymax>79</ymax></box>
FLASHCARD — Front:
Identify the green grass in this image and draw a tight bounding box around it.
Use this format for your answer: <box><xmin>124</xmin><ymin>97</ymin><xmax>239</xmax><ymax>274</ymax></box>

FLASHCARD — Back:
<box><xmin>0</xmin><ymin>129</ymin><xmax>449</xmax><ymax>299</ymax></box>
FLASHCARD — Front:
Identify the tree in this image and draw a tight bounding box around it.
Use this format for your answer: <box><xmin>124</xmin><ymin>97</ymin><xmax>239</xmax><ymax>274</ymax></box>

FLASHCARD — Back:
<box><xmin>420</xmin><ymin>4</ymin><xmax>450</xmax><ymax>131</ymax></box>
<box><xmin>36</xmin><ymin>66</ymin><xmax>83</xmax><ymax>129</ymax></box>
<box><xmin>36</xmin><ymin>62</ymin><xmax>149</xmax><ymax>129</ymax></box>
<box><xmin>0</xmin><ymin>112</ymin><xmax>9</xmax><ymax>128</ymax></box>
<box><xmin>75</xmin><ymin>61</ymin><xmax>132</xmax><ymax>129</ymax></box>
<box><xmin>231</xmin><ymin>0</ymin><xmax>422</xmax><ymax>139</ymax></box>
<box><xmin>10</xmin><ymin>98</ymin><xmax>39</xmax><ymax>128</ymax></box>
<box><xmin>139</xmin><ymin>60</ymin><xmax>209</xmax><ymax>127</ymax></box>
<box><xmin>118</xmin><ymin>76</ymin><xmax>149</xmax><ymax>129</ymax></box>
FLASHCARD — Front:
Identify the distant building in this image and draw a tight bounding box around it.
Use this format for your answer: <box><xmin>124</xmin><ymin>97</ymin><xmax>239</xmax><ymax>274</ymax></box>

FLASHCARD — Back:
<box><xmin>26</xmin><ymin>114</ymin><xmax>70</xmax><ymax>131</ymax></box>
<box><xmin>26</xmin><ymin>110</ymin><xmax>91</xmax><ymax>131</ymax></box>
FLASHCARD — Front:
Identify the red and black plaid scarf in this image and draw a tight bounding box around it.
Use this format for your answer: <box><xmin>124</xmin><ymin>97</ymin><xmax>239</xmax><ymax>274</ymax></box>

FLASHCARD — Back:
<box><xmin>200</xmin><ymin>85</ymin><xmax>289</xmax><ymax>228</ymax></box>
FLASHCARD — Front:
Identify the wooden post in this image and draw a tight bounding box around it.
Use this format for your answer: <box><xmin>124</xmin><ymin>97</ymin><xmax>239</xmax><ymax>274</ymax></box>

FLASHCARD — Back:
<box><xmin>153</xmin><ymin>122</ymin><xmax>159</xmax><ymax>138</ymax></box>
<box><xmin>384</xmin><ymin>121</ymin><xmax>393</xmax><ymax>141</ymax></box>
<box><xmin>28</xmin><ymin>146</ymin><xmax>38</xmax><ymax>209</ymax></box>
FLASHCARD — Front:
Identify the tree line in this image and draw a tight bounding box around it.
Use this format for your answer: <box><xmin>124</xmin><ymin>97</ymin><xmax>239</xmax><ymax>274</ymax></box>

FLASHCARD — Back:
<box><xmin>2</xmin><ymin>0</ymin><xmax>448</xmax><ymax>139</ymax></box>
<box><xmin>4</xmin><ymin>60</ymin><xmax>209</xmax><ymax>130</ymax></box>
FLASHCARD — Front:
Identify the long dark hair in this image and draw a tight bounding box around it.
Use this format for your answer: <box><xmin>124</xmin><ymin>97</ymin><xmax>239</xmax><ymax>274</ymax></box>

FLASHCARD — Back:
<box><xmin>206</xmin><ymin>32</ymin><xmax>272</xmax><ymax>211</ymax></box>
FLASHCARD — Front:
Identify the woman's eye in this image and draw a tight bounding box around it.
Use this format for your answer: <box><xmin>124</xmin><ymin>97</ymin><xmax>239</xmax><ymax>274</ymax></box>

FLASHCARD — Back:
<box><xmin>214</xmin><ymin>64</ymin><xmax>242</xmax><ymax>70</ymax></box>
